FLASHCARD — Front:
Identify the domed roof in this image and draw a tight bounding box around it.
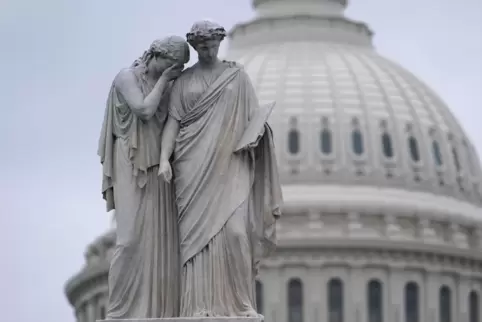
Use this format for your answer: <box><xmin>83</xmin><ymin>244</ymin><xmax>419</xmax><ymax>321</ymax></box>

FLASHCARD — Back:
<box><xmin>225</xmin><ymin>0</ymin><xmax>482</xmax><ymax>208</ymax></box>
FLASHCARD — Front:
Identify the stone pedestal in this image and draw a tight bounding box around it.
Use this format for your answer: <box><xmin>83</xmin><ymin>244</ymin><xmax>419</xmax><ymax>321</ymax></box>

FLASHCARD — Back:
<box><xmin>97</xmin><ymin>318</ymin><xmax>262</xmax><ymax>322</ymax></box>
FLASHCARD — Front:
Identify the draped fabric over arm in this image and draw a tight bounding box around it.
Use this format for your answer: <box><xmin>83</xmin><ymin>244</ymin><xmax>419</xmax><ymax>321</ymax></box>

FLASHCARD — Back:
<box><xmin>98</xmin><ymin>83</ymin><xmax>118</xmax><ymax>212</ymax></box>
<box><xmin>168</xmin><ymin>63</ymin><xmax>282</xmax><ymax>317</ymax></box>
<box><xmin>232</xmin><ymin>72</ymin><xmax>282</xmax><ymax>267</ymax></box>
<box><xmin>98</xmin><ymin>71</ymin><xmax>170</xmax><ymax>211</ymax></box>
<box><xmin>168</xmin><ymin>75</ymin><xmax>184</xmax><ymax>122</ymax></box>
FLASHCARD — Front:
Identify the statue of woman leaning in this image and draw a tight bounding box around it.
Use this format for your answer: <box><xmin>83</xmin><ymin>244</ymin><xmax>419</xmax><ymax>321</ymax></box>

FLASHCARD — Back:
<box><xmin>98</xmin><ymin>36</ymin><xmax>190</xmax><ymax>319</ymax></box>
<box><xmin>159</xmin><ymin>21</ymin><xmax>283</xmax><ymax>318</ymax></box>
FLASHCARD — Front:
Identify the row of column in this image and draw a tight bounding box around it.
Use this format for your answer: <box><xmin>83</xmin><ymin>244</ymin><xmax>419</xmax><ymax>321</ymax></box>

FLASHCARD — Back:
<box><xmin>257</xmin><ymin>264</ymin><xmax>482</xmax><ymax>322</ymax></box>
<box><xmin>75</xmin><ymin>292</ymin><xmax>107</xmax><ymax>322</ymax></box>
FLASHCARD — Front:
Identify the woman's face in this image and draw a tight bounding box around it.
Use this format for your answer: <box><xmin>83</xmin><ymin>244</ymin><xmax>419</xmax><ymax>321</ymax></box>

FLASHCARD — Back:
<box><xmin>149</xmin><ymin>54</ymin><xmax>178</xmax><ymax>74</ymax></box>
<box><xmin>196</xmin><ymin>39</ymin><xmax>221</xmax><ymax>64</ymax></box>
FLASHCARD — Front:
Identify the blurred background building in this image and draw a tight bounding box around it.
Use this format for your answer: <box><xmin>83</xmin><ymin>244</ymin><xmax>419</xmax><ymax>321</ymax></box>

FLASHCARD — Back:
<box><xmin>65</xmin><ymin>0</ymin><xmax>482</xmax><ymax>321</ymax></box>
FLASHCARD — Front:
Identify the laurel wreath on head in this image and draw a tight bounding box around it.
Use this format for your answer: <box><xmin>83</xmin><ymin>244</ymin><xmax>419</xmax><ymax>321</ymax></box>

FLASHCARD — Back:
<box><xmin>186</xmin><ymin>20</ymin><xmax>227</xmax><ymax>47</ymax></box>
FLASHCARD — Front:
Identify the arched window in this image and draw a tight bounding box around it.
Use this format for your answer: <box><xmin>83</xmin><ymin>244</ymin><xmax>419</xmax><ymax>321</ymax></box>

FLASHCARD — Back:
<box><xmin>452</xmin><ymin>147</ymin><xmax>461</xmax><ymax>172</ymax></box>
<box><xmin>288</xmin><ymin>129</ymin><xmax>300</xmax><ymax>154</ymax></box>
<box><xmin>368</xmin><ymin>279</ymin><xmax>383</xmax><ymax>322</ymax></box>
<box><xmin>288</xmin><ymin>278</ymin><xmax>303</xmax><ymax>322</ymax></box>
<box><xmin>439</xmin><ymin>285</ymin><xmax>452</xmax><ymax>322</ymax></box>
<box><xmin>470</xmin><ymin>291</ymin><xmax>479</xmax><ymax>322</ymax></box>
<box><xmin>463</xmin><ymin>141</ymin><xmax>479</xmax><ymax>176</ymax></box>
<box><xmin>381</xmin><ymin>132</ymin><xmax>394</xmax><ymax>158</ymax></box>
<box><xmin>321</xmin><ymin>129</ymin><xmax>333</xmax><ymax>155</ymax></box>
<box><xmin>328</xmin><ymin>278</ymin><xmax>344</xmax><ymax>322</ymax></box>
<box><xmin>256</xmin><ymin>280</ymin><xmax>263</xmax><ymax>315</ymax></box>
<box><xmin>467</xmin><ymin>148</ymin><xmax>478</xmax><ymax>176</ymax></box>
<box><xmin>432</xmin><ymin>140</ymin><xmax>443</xmax><ymax>166</ymax></box>
<box><xmin>405</xmin><ymin>282</ymin><xmax>419</xmax><ymax>322</ymax></box>
<box><xmin>408</xmin><ymin>136</ymin><xmax>420</xmax><ymax>162</ymax></box>
<box><xmin>352</xmin><ymin>129</ymin><xmax>364</xmax><ymax>156</ymax></box>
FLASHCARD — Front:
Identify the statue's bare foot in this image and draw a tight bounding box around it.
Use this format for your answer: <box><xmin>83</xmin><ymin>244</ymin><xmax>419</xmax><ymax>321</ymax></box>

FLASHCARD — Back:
<box><xmin>194</xmin><ymin>310</ymin><xmax>211</xmax><ymax>317</ymax></box>
<box><xmin>241</xmin><ymin>309</ymin><xmax>259</xmax><ymax>318</ymax></box>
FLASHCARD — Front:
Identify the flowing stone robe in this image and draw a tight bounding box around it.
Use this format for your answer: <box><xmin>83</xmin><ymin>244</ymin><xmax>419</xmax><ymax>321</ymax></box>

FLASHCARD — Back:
<box><xmin>169</xmin><ymin>62</ymin><xmax>282</xmax><ymax>317</ymax></box>
<box><xmin>98</xmin><ymin>67</ymin><xmax>179</xmax><ymax>319</ymax></box>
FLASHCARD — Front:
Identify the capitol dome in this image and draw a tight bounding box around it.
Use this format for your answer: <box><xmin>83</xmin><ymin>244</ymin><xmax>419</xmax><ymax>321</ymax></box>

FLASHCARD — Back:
<box><xmin>225</xmin><ymin>1</ymin><xmax>482</xmax><ymax>322</ymax></box>
<box><xmin>228</xmin><ymin>0</ymin><xmax>482</xmax><ymax>207</ymax></box>
<box><xmin>65</xmin><ymin>1</ymin><xmax>482</xmax><ymax>322</ymax></box>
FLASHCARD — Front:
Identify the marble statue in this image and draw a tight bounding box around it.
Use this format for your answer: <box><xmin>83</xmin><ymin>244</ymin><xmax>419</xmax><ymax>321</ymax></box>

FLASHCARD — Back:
<box><xmin>98</xmin><ymin>36</ymin><xmax>190</xmax><ymax>319</ymax></box>
<box><xmin>159</xmin><ymin>20</ymin><xmax>283</xmax><ymax>317</ymax></box>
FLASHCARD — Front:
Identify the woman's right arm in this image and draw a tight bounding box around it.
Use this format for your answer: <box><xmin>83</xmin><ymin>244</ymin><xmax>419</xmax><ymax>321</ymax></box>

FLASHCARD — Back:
<box><xmin>158</xmin><ymin>116</ymin><xmax>180</xmax><ymax>182</ymax></box>
<box><xmin>160</xmin><ymin>116</ymin><xmax>180</xmax><ymax>163</ymax></box>
<box><xmin>115</xmin><ymin>66</ymin><xmax>180</xmax><ymax>120</ymax></box>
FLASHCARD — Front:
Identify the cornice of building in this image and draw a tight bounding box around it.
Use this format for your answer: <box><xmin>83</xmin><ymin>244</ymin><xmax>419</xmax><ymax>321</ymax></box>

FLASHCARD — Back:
<box><xmin>280</xmin><ymin>184</ymin><xmax>482</xmax><ymax>224</ymax></box>
<box><xmin>263</xmin><ymin>241</ymin><xmax>482</xmax><ymax>278</ymax></box>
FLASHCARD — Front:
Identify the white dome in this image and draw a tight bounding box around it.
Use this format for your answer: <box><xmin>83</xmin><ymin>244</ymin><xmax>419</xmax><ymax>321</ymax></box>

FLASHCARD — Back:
<box><xmin>226</xmin><ymin>3</ymin><xmax>482</xmax><ymax>209</ymax></box>
<box><xmin>222</xmin><ymin>6</ymin><xmax>482</xmax><ymax>322</ymax></box>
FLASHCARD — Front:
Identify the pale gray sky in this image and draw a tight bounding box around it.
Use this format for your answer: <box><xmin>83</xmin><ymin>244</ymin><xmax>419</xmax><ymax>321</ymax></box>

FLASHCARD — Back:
<box><xmin>0</xmin><ymin>0</ymin><xmax>481</xmax><ymax>321</ymax></box>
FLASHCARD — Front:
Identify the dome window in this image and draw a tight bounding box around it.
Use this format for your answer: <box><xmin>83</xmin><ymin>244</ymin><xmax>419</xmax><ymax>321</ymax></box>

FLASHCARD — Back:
<box><xmin>256</xmin><ymin>280</ymin><xmax>263</xmax><ymax>315</ymax></box>
<box><xmin>451</xmin><ymin>147</ymin><xmax>461</xmax><ymax>173</ymax></box>
<box><xmin>405</xmin><ymin>282</ymin><xmax>419</xmax><ymax>322</ymax></box>
<box><xmin>288</xmin><ymin>278</ymin><xmax>303</xmax><ymax>322</ymax></box>
<box><xmin>328</xmin><ymin>278</ymin><xmax>344</xmax><ymax>322</ymax></box>
<box><xmin>367</xmin><ymin>279</ymin><xmax>383</xmax><ymax>322</ymax></box>
<box><xmin>288</xmin><ymin>129</ymin><xmax>300</xmax><ymax>154</ymax></box>
<box><xmin>469</xmin><ymin>291</ymin><xmax>479</xmax><ymax>322</ymax></box>
<box><xmin>462</xmin><ymin>141</ymin><xmax>480</xmax><ymax>177</ymax></box>
<box><xmin>288</xmin><ymin>117</ymin><xmax>300</xmax><ymax>155</ymax></box>
<box><xmin>432</xmin><ymin>140</ymin><xmax>443</xmax><ymax>166</ymax></box>
<box><xmin>408</xmin><ymin>136</ymin><xmax>420</xmax><ymax>162</ymax></box>
<box><xmin>465</xmin><ymin>143</ymin><xmax>478</xmax><ymax>176</ymax></box>
<box><xmin>320</xmin><ymin>129</ymin><xmax>333</xmax><ymax>155</ymax></box>
<box><xmin>352</xmin><ymin>129</ymin><xmax>364</xmax><ymax>156</ymax></box>
<box><xmin>439</xmin><ymin>285</ymin><xmax>452</xmax><ymax>322</ymax></box>
<box><xmin>381</xmin><ymin>132</ymin><xmax>394</xmax><ymax>159</ymax></box>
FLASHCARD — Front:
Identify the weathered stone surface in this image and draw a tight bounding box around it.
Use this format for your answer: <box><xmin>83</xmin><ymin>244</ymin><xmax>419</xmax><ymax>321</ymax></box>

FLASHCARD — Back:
<box><xmin>97</xmin><ymin>318</ymin><xmax>262</xmax><ymax>322</ymax></box>
<box><xmin>97</xmin><ymin>19</ymin><xmax>281</xmax><ymax>319</ymax></box>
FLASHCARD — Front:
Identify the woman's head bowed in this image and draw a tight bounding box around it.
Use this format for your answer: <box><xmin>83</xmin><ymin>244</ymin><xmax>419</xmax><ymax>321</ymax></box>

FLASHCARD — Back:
<box><xmin>132</xmin><ymin>36</ymin><xmax>190</xmax><ymax>70</ymax></box>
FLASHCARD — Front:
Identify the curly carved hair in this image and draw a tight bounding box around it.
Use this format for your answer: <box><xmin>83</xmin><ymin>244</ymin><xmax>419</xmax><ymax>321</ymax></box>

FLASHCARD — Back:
<box><xmin>186</xmin><ymin>20</ymin><xmax>227</xmax><ymax>48</ymax></box>
<box><xmin>132</xmin><ymin>36</ymin><xmax>190</xmax><ymax>67</ymax></box>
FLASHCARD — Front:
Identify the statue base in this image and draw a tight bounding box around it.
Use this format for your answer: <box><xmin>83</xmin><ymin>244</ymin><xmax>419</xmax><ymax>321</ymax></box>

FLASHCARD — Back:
<box><xmin>97</xmin><ymin>317</ymin><xmax>263</xmax><ymax>322</ymax></box>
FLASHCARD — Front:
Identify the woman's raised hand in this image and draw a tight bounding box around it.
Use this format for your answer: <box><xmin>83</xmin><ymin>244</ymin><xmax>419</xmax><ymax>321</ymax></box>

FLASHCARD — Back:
<box><xmin>161</xmin><ymin>64</ymin><xmax>183</xmax><ymax>82</ymax></box>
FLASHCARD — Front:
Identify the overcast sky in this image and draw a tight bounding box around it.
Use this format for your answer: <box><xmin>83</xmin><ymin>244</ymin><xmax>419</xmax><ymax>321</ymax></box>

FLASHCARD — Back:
<box><xmin>0</xmin><ymin>0</ymin><xmax>481</xmax><ymax>321</ymax></box>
